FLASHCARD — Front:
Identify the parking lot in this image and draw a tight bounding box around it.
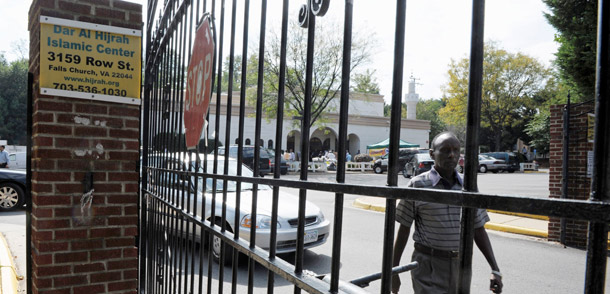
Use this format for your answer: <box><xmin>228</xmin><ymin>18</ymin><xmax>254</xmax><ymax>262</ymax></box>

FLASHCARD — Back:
<box><xmin>281</xmin><ymin>169</ymin><xmax>550</xmax><ymax>199</ymax></box>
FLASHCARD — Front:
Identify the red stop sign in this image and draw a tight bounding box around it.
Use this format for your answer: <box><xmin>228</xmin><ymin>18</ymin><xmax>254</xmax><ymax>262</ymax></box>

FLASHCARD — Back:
<box><xmin>184</xmin><ymin>16</ymin><xmax>214</xmax><ymax>150</ymax></box>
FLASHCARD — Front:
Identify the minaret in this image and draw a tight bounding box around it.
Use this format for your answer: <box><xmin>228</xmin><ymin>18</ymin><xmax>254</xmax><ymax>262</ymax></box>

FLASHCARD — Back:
<box><xmin>404</xmin><ymin>75</ymin><xmax>420</xmax><ymax>119</ymax></box>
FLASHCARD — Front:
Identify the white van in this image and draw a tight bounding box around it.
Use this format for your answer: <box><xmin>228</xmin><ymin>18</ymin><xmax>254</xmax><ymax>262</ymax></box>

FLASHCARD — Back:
<box><xmin>8</xmin><ymin>152</ymin><xmax>26</xmax><ymax>169</ymax></box>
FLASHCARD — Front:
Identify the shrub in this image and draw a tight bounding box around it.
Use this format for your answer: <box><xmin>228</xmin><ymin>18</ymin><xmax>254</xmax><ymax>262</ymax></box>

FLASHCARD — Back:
<box><xmin>354</xmin><ymin>154</ymin><xmax>373</xmax><ymax>162</ymax></box>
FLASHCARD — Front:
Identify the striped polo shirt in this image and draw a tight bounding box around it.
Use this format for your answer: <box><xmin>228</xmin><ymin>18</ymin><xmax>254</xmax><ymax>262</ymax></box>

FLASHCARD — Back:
<box><xmin>396</xmin><ymin>167</ymin><xmax>489</xmax><ymax>251</ymax></box>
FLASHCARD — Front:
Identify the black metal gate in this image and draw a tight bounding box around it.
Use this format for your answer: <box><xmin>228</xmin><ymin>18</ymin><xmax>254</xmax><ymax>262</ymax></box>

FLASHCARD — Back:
<box><xmin>140</xmin><ymin>0</ymin><xmax>610</xmax><ymax>293</ymax></box>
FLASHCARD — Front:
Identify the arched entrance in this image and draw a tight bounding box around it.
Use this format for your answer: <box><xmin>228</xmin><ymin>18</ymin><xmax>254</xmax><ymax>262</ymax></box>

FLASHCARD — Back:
<box><xmin>348</xmin><ymin>133</ymin><xmax>361</xmax><ymax>156</ymax></box>
<box><xmin>311</xmin><ymin>127</ymin><xmax>338</xmax><ymax>156</ymax></box>
<box><xmin>286</xmin><ymin>130</ymin><xmax>301</xmax><ymax>157</ymax></box>
<box><xmin>310</xmin><ymin>137</ymin><xmax>323</xmax><ymax>158</ymax></box>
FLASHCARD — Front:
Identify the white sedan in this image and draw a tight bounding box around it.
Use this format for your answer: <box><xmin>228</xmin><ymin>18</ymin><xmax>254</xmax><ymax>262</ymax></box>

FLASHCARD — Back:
<box><xmin>151</xmin><ymin>154</ymin><xmax>330</xmax><ymax>264</ymax></box>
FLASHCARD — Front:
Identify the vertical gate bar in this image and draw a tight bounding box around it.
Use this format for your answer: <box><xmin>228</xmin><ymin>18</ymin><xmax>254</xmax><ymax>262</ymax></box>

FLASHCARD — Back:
<box><xmin>295</xmin><ymin>4</ymin><xmax>315</xmax><ymax>293</ymax></box>
<box><xmin>380</xmin><ymin>0</ymin><xmax>406</xmax><ymax>292</ymax></box>
<box><xmin>208</xmin><ymin>0</ymin><xmax>221</xmax><ymax>291</ymax></box>
<box><xmin>140</xmin><ymin>0</ymin><xmax>155</xmax><ymax>289</ymax></box>
<box><xmin>160</xmin><ymin>37</ymin><xmax>173</xmax><ymax>294</ymax></box>
<box><xmin>249</xmin><ymin>1</ymin><xmax>267</xmax><ymax>293</ymax></box>
<box><xmin>148</xmin><ymin>64</ymin><xmax>159</xmax><ymax>294</ymax></box>
<box><xmin>458</xmin><ymin>0</ymin><xmax>485</xmax><ymax>293</ymax></box>
<box><xmin>169</xmin><ymin>19</ymin><xmax>185</xmax><ymax>293</ymax></box>
<box><xmin>177</xmin><ymin>13</ymin><xmax>190</xmax><ymax>294</ymax></box>
<box><xmin>560</xmin><ymin>96</ymin><xmax>570</xmax><ymax>245</ymax></box>
<box><xmin>219</xmin><ymin>0</ymin><xmax>239</xmax><ymax>290</ymax></box>
<box><xmin>26</xmin><ymin>72</ymin><xmax>33</xmax><ymax>294</ymax></box>
<box><xmin>208</xmin><ymin>0</ymin><xmax>224</xmax><ymax>291</ymax></box>
<box><xmin>179</xmin><ymin>9</ymin><xmax>192</xmax><ymax>293</ymax></box>
<box><xmin>585</xmin><ymin>0</ymin><xmax>610</xmax><ymax>292</ymax></box>
<box><xmin>200</xmin><ymin>3</ymin><xmax>212</xmax><ymax>286</ymax></box>
<box><xmin>186</xmin><ymin>2</ymin><xmax>198</xmax><ymax>293</ymax></box>
<box><xmin>267</xmin><ymin>1</ymin><xmax>289</xmax><ymax>293</ymax></box>
<box><xmin>330</xmin><ymin>0</ymin><xmax>353</xmax><ymax>292</ymax></box>
<box><xmin>234</xmin><ymin>0</ymin><xmax>251</xmax><ymax>292</ymax></box>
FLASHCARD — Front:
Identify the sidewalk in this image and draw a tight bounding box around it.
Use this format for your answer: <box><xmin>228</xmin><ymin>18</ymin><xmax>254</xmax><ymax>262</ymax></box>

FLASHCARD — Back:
<box><xmin>353</xmin><ymin>196</ymin><xmax>548</xmax><ymax>238</ymax></box>
<box><xmin>0</xmin><ymin>233</ymin><xmax>20</xmax><ymax>294</ymax></box>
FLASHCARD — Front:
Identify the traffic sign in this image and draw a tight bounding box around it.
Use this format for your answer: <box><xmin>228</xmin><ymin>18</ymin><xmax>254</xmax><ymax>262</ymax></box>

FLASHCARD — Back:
<box><xmin>184</xmin><ymin>15</ymin><xmax>214</xmax><ymax>150</ymax></box>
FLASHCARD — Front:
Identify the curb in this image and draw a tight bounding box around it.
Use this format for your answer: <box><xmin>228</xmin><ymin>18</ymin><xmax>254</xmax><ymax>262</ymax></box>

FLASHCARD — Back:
<box><xmin>353</xmin><ymin>198</ymin><xmax>549</xmax><ymax>238</ymax></box>
<box><xmin>487</xmin><ymin>210</ymin><xmax>549</xmax><ymax>221</ymax></box>
<box><xmin>353</xmin><ymin>198</ymin><xmax>386</xmax><ymax>213</ymax></box>
<box><xmin>484</xmin><ymin>222</ymin><xmax>548</xmax><ymax>238</ymax></box>
<box><xmin>0</xmin><ymin>233</ymin><xmax>19</xmax><ymax>294</ymax></box>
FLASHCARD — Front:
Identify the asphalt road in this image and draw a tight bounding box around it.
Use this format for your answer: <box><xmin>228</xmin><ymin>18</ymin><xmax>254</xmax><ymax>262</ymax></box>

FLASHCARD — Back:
<box><xmin>3</xmin><ymin>170</ymin><xmax>608</xmax><ymax>293</ymax></box>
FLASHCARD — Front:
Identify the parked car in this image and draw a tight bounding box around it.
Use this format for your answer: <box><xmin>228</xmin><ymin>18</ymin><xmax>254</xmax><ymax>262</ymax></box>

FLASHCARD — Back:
<box><xmin>402</xmin><ymin>153</ymin><xmax>435</xmax><ymax>178</ymax></box>
<box><xmin>264</xmin><ymin>148</ymin><xmax>289</xmax><ymax>175</ymax></box>
<box><xmin>457</xmin><ymin>154</ymin><xmax>507</xmax><ymax>173</ymax></box>
<box><xmin>218</xmin><ymin>145</ymin><xmax>272</xmax><ymax>176</ymax></box>
<box><xmin>8</xmin><ymin>152</ymin><xmax>26</xmax><ymax>169</ymax></box>
<box><xmin>374</xmin><ymin>148</ymin><xmax>428</xmax><ymax>174</ymax></box>
<box><xmin>481</xmin><ymin>152</ymin><xmax>525</xmax><ymax>173</ymax></box>
<box><xmin>157</xmin><ymin>155</ymin><xmax>330</xmax><ymax>264</ymax></box>
<box><xmin>477</xmin><ymin>154</ymin><xmax>507</xmax><ymax>173</ymax></box>
<box><xmin>0</xmin><ymin>169</ymin><xmax>27</xmax><ymax>210</ymax></box>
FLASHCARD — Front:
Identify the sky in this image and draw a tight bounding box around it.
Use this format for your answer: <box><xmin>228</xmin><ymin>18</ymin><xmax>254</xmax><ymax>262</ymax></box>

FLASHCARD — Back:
<box><xmin>1</xmin><ymin>0</ymin><xmax>558</xmax><ymax>103</ymax></box>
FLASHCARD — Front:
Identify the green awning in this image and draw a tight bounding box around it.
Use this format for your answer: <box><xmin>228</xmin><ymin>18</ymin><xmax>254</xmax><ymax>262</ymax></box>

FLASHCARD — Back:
<box><xmin>366</xmin><ymin>138</ymin><xmax>419</xmax><ymax>149</ymax></box>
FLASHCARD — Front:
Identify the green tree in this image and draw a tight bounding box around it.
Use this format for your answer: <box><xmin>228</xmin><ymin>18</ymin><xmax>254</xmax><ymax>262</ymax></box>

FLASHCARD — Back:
<box><xmin>383</xmin><ymin>103</ymin><xmax>406</xmax><ymax>118</ymax></box>
<box><xmin>439</xmin><ymin>42</ymin><xmax>553</xmax><ymax>151</ymax></box>
<box><xmin>254</xmin><ymin>20</ymin><xmax>377</xmax><ymax>128</ymax></box>
<box><xmin>416</xmin><ymin>99</ymin><xmax>446</xmax><ymax>144</ymax></box>
<box><xmin>0</xmin><ymin>55</ymin><xmax>28</xmax><ymax>145</ymax></box>
<box><xmin>351</xmin><ymin>69</ymin><xmax>380</xmax><ymax>94</ymax></box>
<box><xmin>543</xmin><ymin>0</ymin><xmax>597</xmax><ymax>100</ymax></box>
<box><xmin>524</xmin><ymin>74</ymin><xmax>572</xmax><ymax>155</ymax></box>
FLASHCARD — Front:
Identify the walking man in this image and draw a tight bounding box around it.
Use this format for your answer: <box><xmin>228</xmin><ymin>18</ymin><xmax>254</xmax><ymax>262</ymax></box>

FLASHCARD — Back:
<box><xmin>392</xmin><ymin>132</ymin><xmax>502</xmax><ymax>293</ymax></box>
<box><xmin>0</xmin><ymin>146</ymin><xmax>9</xmax><ymax>168</ymax></box>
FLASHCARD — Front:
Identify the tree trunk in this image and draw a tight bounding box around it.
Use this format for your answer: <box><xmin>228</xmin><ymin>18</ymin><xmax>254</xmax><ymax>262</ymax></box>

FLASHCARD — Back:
<box><xmin>493</xmin><ymin>129</ymin><xmax>503</xmax><ymax>151</ymax></box>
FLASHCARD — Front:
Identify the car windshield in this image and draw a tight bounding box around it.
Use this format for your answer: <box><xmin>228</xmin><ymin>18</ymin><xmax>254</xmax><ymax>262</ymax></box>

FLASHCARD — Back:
<box><xmin>193</xmin><ymin>160</ymin><xmax>270</xmax><ymax>192</ymax></box>
<box><xmin>479</xmin><ymin>155</ymin><xmax>495</xmax><ymax>161</ymax></box>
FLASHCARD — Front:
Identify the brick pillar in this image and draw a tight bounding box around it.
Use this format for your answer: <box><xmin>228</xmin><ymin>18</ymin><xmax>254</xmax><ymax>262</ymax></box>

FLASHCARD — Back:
<box><xmin>28</xmin><ymin>0</ymin><xmax>142</xmax><ymax>293</ymax></box>
<box><xmin>548</xmin><ymin>103</ymin><xmax>594</xmax><ymax>248</ymax></box>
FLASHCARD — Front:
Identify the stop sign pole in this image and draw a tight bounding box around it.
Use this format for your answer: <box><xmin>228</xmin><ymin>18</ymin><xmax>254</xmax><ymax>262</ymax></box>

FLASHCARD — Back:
<box><xmin>184</xmin><ymin>15</ymin><xmax>214</xmax><ymax>150</ymax></box>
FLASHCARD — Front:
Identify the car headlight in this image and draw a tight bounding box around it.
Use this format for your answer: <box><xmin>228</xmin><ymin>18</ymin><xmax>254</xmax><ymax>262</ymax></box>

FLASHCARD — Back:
<box><xmin>318</xmin><ymin>212</ymin><xmax>325</xmax><ymax>222</ymax></box>
<box><xmin>240</xmin><ymin>214</ymin><xmax>280</xmax><ymax>229</ymax></box>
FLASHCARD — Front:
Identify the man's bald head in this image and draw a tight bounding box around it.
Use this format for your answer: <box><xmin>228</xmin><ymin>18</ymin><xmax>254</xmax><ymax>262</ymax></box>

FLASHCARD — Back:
<box><xmin>430</xmin><ymin>132</ymin><xmax>459</xmax><ymax>151</ymax></box>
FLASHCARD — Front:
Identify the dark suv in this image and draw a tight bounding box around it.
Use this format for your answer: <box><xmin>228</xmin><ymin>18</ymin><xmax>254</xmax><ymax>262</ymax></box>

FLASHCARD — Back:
<box><xmin>219</xmin><ymin>145</ymin><xmax>272</xmax><ymax>176</ymax></box>
<box><xmin>373</xmin><ymin>148</ymin><xmax>428</xmax><ymax>174</ymax></box>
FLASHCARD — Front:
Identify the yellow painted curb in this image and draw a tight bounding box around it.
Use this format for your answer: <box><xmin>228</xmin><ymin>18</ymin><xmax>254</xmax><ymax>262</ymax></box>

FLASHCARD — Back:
<box><xmin>523</xmin><ymin>170</ymin><xmax>547</xmax><ymax>173</ymax></box>
<box><xmin>488</xmin><ymin>210</ymin><xmax>549</xmax><ymax>221</ymax></box>
<box><xmin>0</xmin><ymin>233</ymin><xmax>19</xmax><ymax>294</ymax></box>
<box><xmin>485</xmin><ymin>222</ymin><xmax>548</xmax><ymax>238</ymax></box>
<box><xmin>353</xmin><ymin>198</ymin><xmax>386</xmax><ymax>213</ymax></box>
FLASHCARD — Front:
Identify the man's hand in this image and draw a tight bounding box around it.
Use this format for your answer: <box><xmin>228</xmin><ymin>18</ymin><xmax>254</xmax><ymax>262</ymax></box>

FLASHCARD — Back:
<box><xmin>391</xmin><ymin>274</ymin><xmax>401</xmax><ymax>293</ymax></box>
<box><xmin>489</xmin><ymin>272</ymin><xmax>503</xmax><ymax>293</ymax></box>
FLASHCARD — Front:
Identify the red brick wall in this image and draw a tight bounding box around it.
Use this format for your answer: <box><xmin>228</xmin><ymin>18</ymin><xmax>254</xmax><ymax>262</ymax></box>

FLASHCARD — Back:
<box><xmin>548</xmin><ymin>103</ymin><xmax>594</xmax><ymax>248</ymax></box>
<box><xmin>28</xmin><ymin>1</ymin><xmax>142</xmax><ymax>293</ymax></box>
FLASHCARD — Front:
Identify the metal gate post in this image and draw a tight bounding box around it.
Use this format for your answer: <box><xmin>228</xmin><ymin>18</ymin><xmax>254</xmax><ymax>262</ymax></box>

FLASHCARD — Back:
<box><xmin>585</xmin><ymin>0</ymin><xmax>610</xmax><ymax>293</ymax></box>
<box><xmin>458</xmin><ymin>0</ymin><xmax>486</xmax><ymax>293</ymax></box>
<box><xmin>560</xmin><ymin>95</ymin><xmax>570</xmax><ymax>245</ymax></box>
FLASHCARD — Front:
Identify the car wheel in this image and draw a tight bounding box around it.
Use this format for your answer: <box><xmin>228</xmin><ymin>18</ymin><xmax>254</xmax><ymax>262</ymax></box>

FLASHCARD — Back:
<box><xmin>0</xmin><ymin>183</ymin><xmax>24</xmax><ymax>211</ymax></box>
<box><xmin>281</xmin><ymin>169</ymin><xmax>288</xmax><ymax>175</ymax></box>
<box><xmin>508</xmin><ymin>169</ymin><xmax>515</xmax><ymax>173</ymax></box>
<box><xmin>491</xmin><ymin>170</ymin><xmax>498</xmax><ymax>174</ymax></box>
<box><xmin>402</xmin><ymin>168</ymin><xmax>410</xmax><ymax>178</ymax></box>
<box><xmin>211</xmin><ymin>220</ymin><xmax>234</xmax><ymax>265</ymax></box>
<box><xmin>479</xmin><ymin>165</ymin><xmax>487</xmax><ymax>173</ymax></box>
<box><xmin>374</xmin><ymin>166</ymin><xmax>383</xmax><ymax>174</ymax></box>
<box><xmin>458</xmin><ymin>166</ymin><xmax>464</xmax><ymax>173</ymax></box>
